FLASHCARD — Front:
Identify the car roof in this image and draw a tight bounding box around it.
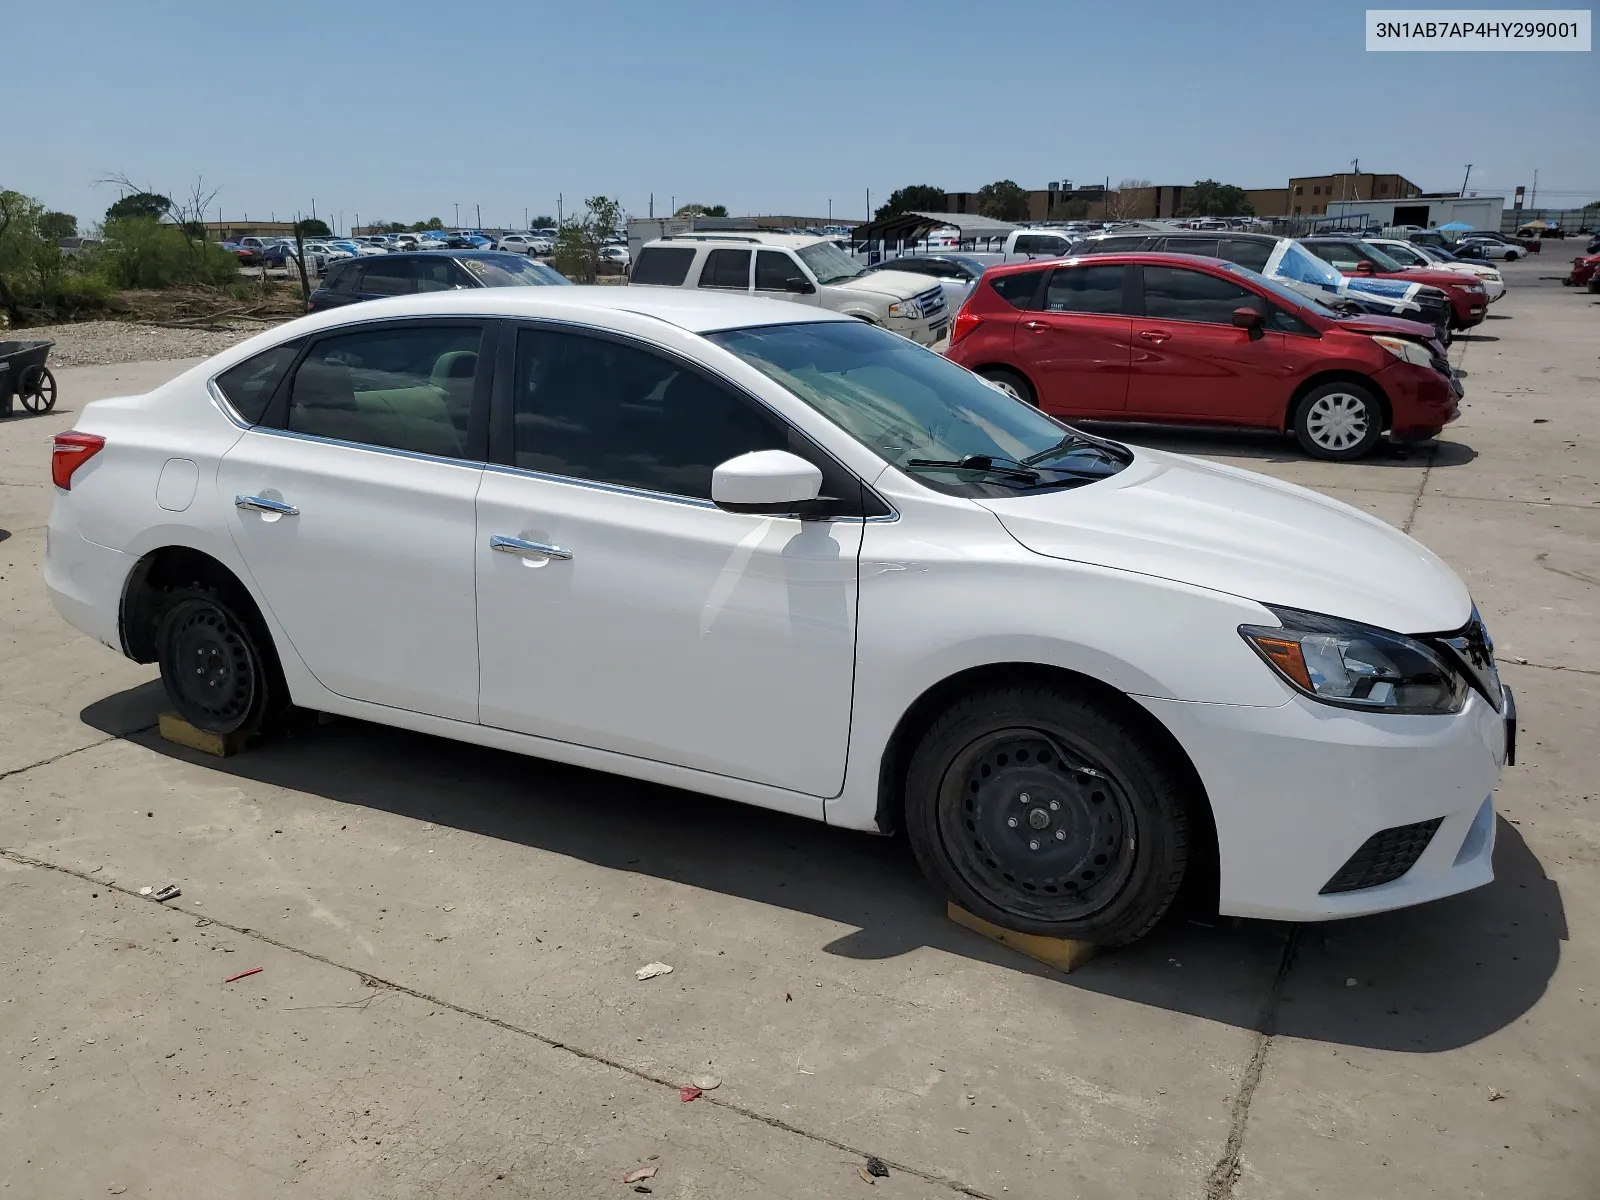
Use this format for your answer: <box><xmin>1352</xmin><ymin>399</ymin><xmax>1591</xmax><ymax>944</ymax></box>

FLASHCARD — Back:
<box><xmin>299</xmin><ymin>285</ymin><xmax>857</xmax><ymax>334</ymax></box>
<box><xmin>982</xmin><ymin>251</ymin><xmax>1237</xmax><ymax>276</ymax></box>
<box><xmin>643</xmin><ymin>232</ymin><xmax>827</xmax><ymax>249</ymax></box>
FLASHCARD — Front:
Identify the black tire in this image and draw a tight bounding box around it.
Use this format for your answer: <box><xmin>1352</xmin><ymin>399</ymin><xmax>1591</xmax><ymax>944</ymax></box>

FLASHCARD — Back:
<box><xmin>18</xmin><ymin>366</ymin><xmax>56</xmax><ymax>414</ymax></box>
<box><xmin>904</xmin><ymin>685</ymin><xmax>1192</xmax><ymax>946</ymax></box>
<box><xmin>1293</xmin><ymin>380</ymin><xmax>1384</xmax><ymax>460</ymax></box>
<box><xmin>156</xmin><ymin>586</ymin><xmax>281</xmax><ymax>736</ymax></box>
<box><xmin>978</xmin><ymin>366</ymin><xmax>1036</xmax><ymax>406</ymax></box>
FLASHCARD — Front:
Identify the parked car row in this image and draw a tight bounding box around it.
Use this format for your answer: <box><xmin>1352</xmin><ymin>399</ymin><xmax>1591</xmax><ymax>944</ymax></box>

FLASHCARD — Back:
<box><xmin>305</xmin><ymin>251</ymin><xmax>569</xmax><ymax>312</ymax></box>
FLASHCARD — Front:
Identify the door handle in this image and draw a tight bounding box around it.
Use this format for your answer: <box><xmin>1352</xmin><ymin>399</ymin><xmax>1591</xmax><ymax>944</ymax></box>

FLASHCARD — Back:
<box><xmin>490</xmin><ymin>534</ymin><xmax>572</xmax><ymax>561</ymax></box>
<box><xmin>1022</xmin><ymin>320</ymin><xmax>1050</xmax><ymax>332</ymax></box>
<box><xmin>1138</xmin><ymin>330</ymin><xmax>1172</xmax><ymax>344</ymax></box>
<box><xmin>235</xmin><ymin>494</ymin><xmax>299</xmax><ymax>516</ymax></box>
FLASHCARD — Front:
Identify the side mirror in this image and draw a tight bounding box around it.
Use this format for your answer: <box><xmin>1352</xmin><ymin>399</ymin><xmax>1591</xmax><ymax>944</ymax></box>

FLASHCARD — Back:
<box><xmin>712</xmin><ymin>450</ymin><xmax>825</xmax><ymax>517</ymax></box>
<box><xmin>1231</xmin><ymin>306</ymin><xmax>1265</xmax><ymax>339</ymax></box>
<box><xmin>783</xmin><ymin>277</ymin><xmax>816</xmax><ymax>294</ymax></box>
<box><xmin>1353</xmin><ymin>260</ymin><xmax>1376</xmax><ymax>275</ymax></box>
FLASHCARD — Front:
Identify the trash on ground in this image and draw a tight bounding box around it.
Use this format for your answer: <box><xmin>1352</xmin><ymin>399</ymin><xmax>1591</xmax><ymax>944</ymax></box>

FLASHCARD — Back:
<box><xmin>858</xmin><ymin>1167</ymin><xmax>875</xmax><ymax>1185</ymax></box>
<box><xmin>1345</xmin><ymin>977</ymin><xmax>1358</xmax><ymax>987</ymax></box>
<box><xmin>139</xmin><ymin>886</ymin><xmax>153</xmax><ymax>896</ymax></box>
<box><xmin>865</xmin><ymin>1156</ymin><xmax>890</xmax><ymax>1178</ymax></box>
<box><xmin>635</xmin><ymin>962</ymin><xmax>673</xmax><ymax>981</ymax></box>
<box><xmin>633</xmin><ymin>1187</ymin><xmax>652</xmax><ymax>1195</ymax></box>
<box><xmin>679</xmin><ymin>1085</ymin><xmax>701</xmax><ymax>1103</ymax></box>
<box><xmin>1488</xmin><ymin>1087</ymin><xmax>1505</xmax><ymax>1101</ymax></box>
<box><xmin>622</xmin><ymin>1165</ymin><xmax>658</xmax><ymax>1184</ymax></box>
<box><xmin>224</xmin><ymin>967</ymin><xmax>263</xmax><ymax>984</ymax></box>
<box><xmin>151</xmin><ymin>884</ymin><xmax>181</xmax><ymax>902</ymax></box>
<box><xmin>690</xmin><ymin>1073</ymin><xmax>721</xmax><ymax>1091</ymax></box>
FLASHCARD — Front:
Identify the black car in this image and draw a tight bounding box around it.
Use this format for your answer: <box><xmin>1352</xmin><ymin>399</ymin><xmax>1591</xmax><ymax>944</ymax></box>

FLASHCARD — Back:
<box><xmin>864</xmin><ymin>253</ymin><xmax>1001</xmax><ymax>285</ymax></box>
<box><xmin>1071</xmin><ymin>230</ymin><xmax>1453</xmax><ymax>336</ymax></box>
<box><xmin>307</xmin><ymin>251</ymin><xmax>570</xmax><ymax>313</ymax></box>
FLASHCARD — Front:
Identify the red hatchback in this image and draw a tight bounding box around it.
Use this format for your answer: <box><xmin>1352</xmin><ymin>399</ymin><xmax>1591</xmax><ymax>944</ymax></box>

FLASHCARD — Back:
<box><xmin>945</xmin><ymin>253</ymin><xmax>1462</xmax><ymax>460</ymax></box>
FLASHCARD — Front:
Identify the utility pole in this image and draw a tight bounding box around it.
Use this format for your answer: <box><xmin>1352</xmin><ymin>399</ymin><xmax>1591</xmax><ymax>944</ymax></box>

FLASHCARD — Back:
<box><xmin>1530</xmin><ymin>169</ymin><xmax>1538</xmax><ymax>210</ymax></box>
<box><xmin>311</xmin><ymin>199</ymin><xmax>317</xmax><ymax>223</ymax></box>
<box><xmin>558</xmin><ymin>194</ymin><xmax>563</xmax><ymax>225</ymax></box>
<box><xmin>649</xmin><ymin>193</ymin><xmax>654</xmax><ymax>218</ymax></box>
<box><xmin>866</xmin><ymin>187</ymin><xmax>871</xmax><ymax>221</ymax></box>
<box><xmin>454</xmin><ymin>202</ymin><xmax>460</xmax><ymax>228</ymax></box>
<box><xmin>476</xmin><ymin>203</ymin><xmax>481</xmax><ymax>230</ymax></box>
<box><xmin>1460</xmin><ymin>164</ymin><xmax>1473</xmax><ymax>196</ymax></box>
<box><xmin>828</xmin><ymin>198</ymin><xmax>832</xmax><ymax>221</ymax></box>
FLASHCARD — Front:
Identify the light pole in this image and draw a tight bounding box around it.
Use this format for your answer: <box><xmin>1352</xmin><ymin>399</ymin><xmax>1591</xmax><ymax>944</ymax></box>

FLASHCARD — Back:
<box><xmin>454</xmin><ymin>202</ymin><xmax>460</xmax><ymax>228</ymax></box>
<box><xmin>828</xmin><ymin>198</ymin><xmax>833</xmax><ymax>221</ymax></box>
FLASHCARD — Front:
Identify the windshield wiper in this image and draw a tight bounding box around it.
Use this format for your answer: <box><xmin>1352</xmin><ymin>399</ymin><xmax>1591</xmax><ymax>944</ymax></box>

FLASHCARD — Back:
<box><xmin>1022</xmin><ymin>433</ymin><xmax>1132</xmax><ymax>467</ymax></box>
<box><xmin>904</xmin><ymin>454</ymin><xmax>1040</xmax><ymax>483</ymax></box>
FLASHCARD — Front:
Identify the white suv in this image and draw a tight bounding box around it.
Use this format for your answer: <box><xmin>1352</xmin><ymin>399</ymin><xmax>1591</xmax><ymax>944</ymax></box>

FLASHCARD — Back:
<box><xmin>630</xmin><ymin>233</ymin><xmax>951</xmax><ymax>344</ymax></box>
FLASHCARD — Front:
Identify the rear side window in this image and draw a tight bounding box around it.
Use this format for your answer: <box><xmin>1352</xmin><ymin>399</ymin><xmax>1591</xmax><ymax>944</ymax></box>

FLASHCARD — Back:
<box><xmin>698</xmin><ymin>248</ymin><xmax>752</xmax><ymax>289</ymax></box>
<box><xmin>286</xmin><ymin>325</ymin><xmax>484</xmax><ymax>459</ymax></box>
<box><xmin>321</xmin><ymin>262</ymin><xmax>362</xmax><ymax>294</ymax></box>
<box><xmin>1141</xmin><ymin>266</ymin><xmax>1260</xmax><ymax>325</ymax></box>
<box><xmin>361</xmin><ymin>259</ymin><xmax>415</xmax><ymax>296</ymax></box>
<box><xmin>988</xmin><ymin>269</ymin><xmax>1046</xmax><ymax>309</ymax></box>
<box><xmin>1221</xmin><ymin>238</ymin><xmax>1273</xmax><ymax>273</ymax></box>
<box><xmin>632</xmin><ymin>246</ymin><xmax>696</xmax><ymax>285</ymax></box>
<box><xmin>1013</xmin><ymin>234</ymin><xmax>1070</xmax><ymax>257</ymax></box>
<box><xmin>215</xmin><ymin>342</ymin><xmax>300</xmax><ymax>425</ymax></box>
<box><xmin>1043</xmin><ymin>264</ymin><xmax>1127</xmax><ymax>314</ymax></box>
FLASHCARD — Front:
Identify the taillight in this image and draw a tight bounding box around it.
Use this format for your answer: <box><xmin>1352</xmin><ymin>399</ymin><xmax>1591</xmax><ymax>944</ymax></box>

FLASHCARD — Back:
<box><xmin>52</xmin><ymin>432</ymin><xmax>105</xmax><ymax>490</ymax></box>
<box><xmin>950</xmin><ymin>307</ymin><xmax>983</xmax><ymax>346</ymax></box>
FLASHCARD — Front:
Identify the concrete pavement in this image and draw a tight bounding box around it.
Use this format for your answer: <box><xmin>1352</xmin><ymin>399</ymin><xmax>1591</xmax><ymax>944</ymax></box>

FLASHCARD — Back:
<box><xmin>1</xmin><ymin>263</ymin><xmax>1595</xmax><ymax>1197</ymax></box>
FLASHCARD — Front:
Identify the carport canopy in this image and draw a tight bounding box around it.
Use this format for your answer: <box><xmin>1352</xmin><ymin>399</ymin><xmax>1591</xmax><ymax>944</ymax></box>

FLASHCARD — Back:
<box><xmin>852</xmin><ymin>210</ymin><xmax>1021</xmax><ymax>244</ymax></box>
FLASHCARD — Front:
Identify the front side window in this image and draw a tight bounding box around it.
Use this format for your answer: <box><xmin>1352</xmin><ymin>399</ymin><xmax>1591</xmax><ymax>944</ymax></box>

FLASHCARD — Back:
<box><xmin>509</xmin><ymin>329</ymin><xmax>789</xmax><ymax>499</ymax></box>
<box><xmin>698</xmin><ymin>248</ymin><xmax>752</xmax><ymax>289</ymax></box>
<box><xmin>708</xmin><ymin>321</ymin><xmax>1128</xmax><ymax>498</ymax></box>
<box><xmin>1304</xmin><ymin>242</ymin><xmax>1363</xmax><ymax>270</ymax></box>
<box><xmin>1141</xmin><ymin>266</ymin><xmax>1260</xmax><ymax>324</ymax></box>
<box><xmin>1221</xmin><ymin>238</ymin><xmax>1273</xmax><ymax>272</ymax></box>
<box><xmin>286</xmin><ymin>324</ymin><xmax>483</xmax><ymax>459</ymax></box>
<box><xmin>1043</xmin><ymin>264</ymin><xmax>1126</xmax><ymax>314</ymax></box>
<box><xmin>321</xmin><ymin>262</ymin><xmax>361</xmax><ymax>294</ymax></box>
<box><xmin>415</xmin><ymin>258</ymin><xmax>469</xmax><ymax>292</ymax></box>
<box><xmin>216</xmin><ymin>341</ymin><xmax>300</xmax><ymax>425</ymax></box>
<box><xmin>455</xmin><ymin>254</ymin><xmax>564</xmax><ymax>287</ymax></box>
<box><xmin>755</xmin><ymin>250</ymin><xmax>805</xmax><ymax>290</ymax></box>
<box><xmin>632</xmin><ymin>246</ymin><xmax>696</xmax><ymax>285</ymax></box>
<box><xmin>361</xmin><ymin>260</ymin><xmax>415</xmax><ymax>296</ymax></box>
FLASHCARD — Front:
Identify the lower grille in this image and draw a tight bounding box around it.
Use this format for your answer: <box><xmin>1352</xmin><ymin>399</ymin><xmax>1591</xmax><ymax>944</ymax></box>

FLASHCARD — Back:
<box><xmin>1319</xmin><ymin>817</ymin><xmax>1443</xmax><ymax>894</ymax></box>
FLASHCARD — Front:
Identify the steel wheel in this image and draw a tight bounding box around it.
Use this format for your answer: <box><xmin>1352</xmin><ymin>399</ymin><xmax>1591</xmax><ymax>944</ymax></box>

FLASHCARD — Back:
<box><xmin>157</xmin><ymin>592</ymin><xmax>267</xmax><ymax>734</ymax></box>
<box><xmin>18</xmin><ymin>366</ymin><xmax>56</xmax><ymax>414</ymax></box>
<box><xmin>938</xmin><ymin>728</ymin><xmax>1137</xmax><ymax>922</ymax></box>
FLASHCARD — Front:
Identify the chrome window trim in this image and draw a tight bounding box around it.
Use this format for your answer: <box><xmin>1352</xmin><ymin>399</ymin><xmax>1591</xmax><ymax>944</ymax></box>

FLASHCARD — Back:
<box><xmin>236</xmin><ymin>422</ymin><xmax>485</xmax><ymax>470</ymax></box>
<box><xmin>208</xmin><ymin>378</ymin><xmax>252</xmax><ymax>430</ymax></box>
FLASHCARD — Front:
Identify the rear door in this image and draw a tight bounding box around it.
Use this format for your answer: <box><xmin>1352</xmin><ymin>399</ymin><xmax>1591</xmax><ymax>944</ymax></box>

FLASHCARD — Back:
<box><xmin>1125</xmin><ymin>264</ymin><xmax>1286</xmax><ymax>424</ymax></box>
<box><xmin>217</xmin><ymin>319</ymin><xmax>490</xmax><ymax>721</ymax></box>
<box><xmin>1010</xmin><ymin>262</ymin><xmax>1133</xmax><ymax>417</ymax></box>
<box><xmin>697</xmin><ymin>247</ymin><xmax>753</xmax><ymax>292</ymax></box>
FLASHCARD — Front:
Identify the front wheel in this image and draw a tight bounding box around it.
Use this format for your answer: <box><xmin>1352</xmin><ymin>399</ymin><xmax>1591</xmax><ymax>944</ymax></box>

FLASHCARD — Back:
<box><xmin>904</xmin><ymin>686</ymin><xmax>1192</xmax><ymax>946</ymax></box>
<box><xmin>1293</xmin><ymin>381</ymin><xmax>1384</xmax><ymax>460</ymax></box>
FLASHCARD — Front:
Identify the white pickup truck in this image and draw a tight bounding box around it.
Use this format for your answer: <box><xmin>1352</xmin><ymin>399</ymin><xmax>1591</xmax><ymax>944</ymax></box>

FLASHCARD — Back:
<box><xmin>629</xmin><ymin>233</ymin><xmax>951</xmax><ymax>345</ymax></box>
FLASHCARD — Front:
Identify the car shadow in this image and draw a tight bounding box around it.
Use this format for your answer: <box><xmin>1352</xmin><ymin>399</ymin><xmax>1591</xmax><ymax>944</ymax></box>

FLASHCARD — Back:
<box><xmin>1454</xmin><ymin>333</ymin><xmax>1499</xmax><ymax>343</ymax></box>
<box><xmin>1484</xmin><ymin>313</ymin><xmax>1513</xmax><ymax>320</ymax></box>
<box><xmin>0</xmin><ymin>528</ymin><xmax>10</xmax><ymax>544</ymax></box>
<box><xmin>81</xmin><ymin>681</ymin><xmax>1562</xmax><ymax>1054</ymax></box>
<box><xmin>1083</xmin><ymin>425</ymin><xmax>1477</xmax><ymax>468</ymax></box>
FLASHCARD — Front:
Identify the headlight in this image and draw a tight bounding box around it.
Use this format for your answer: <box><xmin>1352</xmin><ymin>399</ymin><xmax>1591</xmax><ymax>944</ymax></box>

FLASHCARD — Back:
<box><xmin>1239</xmin><ymin>606</ymin><xmax>1466</xmax><ymax>714</ymax></box>
<box><xmin>1369</xmin><ymin>335</ymin><xmax>1435</xmax><ymax>367</ymax></box>
<box><xmin>887</xmin><ymin>298</ymin><xmax>923</xmax><ymax>320</ymax></box>
<box><xmin>1465</xmin><ymin>283</ymin><xmax>1485</xmax><ymax>295</ymax></box>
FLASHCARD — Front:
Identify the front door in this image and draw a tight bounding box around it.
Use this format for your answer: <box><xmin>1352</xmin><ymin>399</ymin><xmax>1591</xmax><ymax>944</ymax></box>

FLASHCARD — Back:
<box><xmin>218</xmin><ymin>320</ymin><xmax>489</xmax><ymax>721</ymax></box>
<box><xmin>753</xmin><ymin>249</ymin><xmax>822</xmax><ymax>307</ymax></box>
<box><xmin>1124</xmin><ymin>264</ymin><xmax>1286</xmax><ymax>424</ymax></box>
<box><xmin>1010</xmin><ymin>262</ymin><xmax>1133</xmax><ymax>417</ymax></box>
<box><xmin>474</xmin><ymin>325</ymin><xmax>861</xmax><ymax>798</ymax></box>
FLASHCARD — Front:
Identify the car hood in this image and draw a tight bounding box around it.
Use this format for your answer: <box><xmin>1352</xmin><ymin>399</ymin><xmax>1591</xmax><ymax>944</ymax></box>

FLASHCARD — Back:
<box><xmin>977</xmin><ymin>447</ymin><xmax>1470</xmax><ymax>634</ymax></box>
<box><xmin>834</xmin><ymin>270</ymin><xmax>932</xmax><ymax>301</ymax></box>
<box><xmin>1326</xmin><ymin>311</ymin><xmax>1441</xmax><ymax>342</ymax></box>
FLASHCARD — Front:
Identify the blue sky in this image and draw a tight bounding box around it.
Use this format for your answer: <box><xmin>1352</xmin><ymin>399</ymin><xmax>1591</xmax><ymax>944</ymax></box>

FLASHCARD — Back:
<box><xmin>9</xmin><ymin>0</ymin><xmax>1597</xmax><ymax>230</ymax></box>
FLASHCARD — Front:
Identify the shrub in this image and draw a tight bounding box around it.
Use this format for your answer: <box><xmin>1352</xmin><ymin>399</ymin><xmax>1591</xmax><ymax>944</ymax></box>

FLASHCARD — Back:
<box><xmin>100</xmin><ymin>218</ymin><xmax>239</xmax><ymax>289</ymax></box>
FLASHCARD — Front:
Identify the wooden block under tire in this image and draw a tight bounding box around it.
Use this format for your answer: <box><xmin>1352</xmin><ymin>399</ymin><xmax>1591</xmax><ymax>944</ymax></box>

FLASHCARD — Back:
<box><xmin>947</xmin><ymin>902</ymin><xmax>1099</xmax><ymax>973</ymax></box>
<box><xmin>158</xmin><ymin>711</ymin><xmax>249</xmax><ymax>758</ymax></box>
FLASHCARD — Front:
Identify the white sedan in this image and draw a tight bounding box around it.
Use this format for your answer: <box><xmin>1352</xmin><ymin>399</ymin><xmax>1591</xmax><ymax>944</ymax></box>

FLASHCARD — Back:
<box><xmin>44</xmin><ymin>290</ymin><xmax>1512</xmax><ymax>944</ymax></box>
<box><xmin>1368</xmin><ymin>238</ymin><xmax>1506</xmax><ymax>301</ymax></box>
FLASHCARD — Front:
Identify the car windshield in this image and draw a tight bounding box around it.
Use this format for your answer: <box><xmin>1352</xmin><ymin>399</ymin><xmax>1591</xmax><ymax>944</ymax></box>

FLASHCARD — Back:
<box><xmin>796</xmin><ymin>241</ymin><xmax>865</xmax><ymax>284</ymax></box>
<box><xmin>706</xmin><ymin>321</ymin><xmax>1129</xmax><ymax>497</ymax></box>
<box><xmin>457</xmin><ymin>255</ymin><xmax>571</xmax><ymax>286</ymax></box>
<box><xmin>1218</xmin><ymin>262</ymin><xmax>1341</xmax><ymax>320</ymax></box>
<box><xmin>1349</xmin><ymin>242</ymin><xmax>1407</xmax><ymax>272</ymax></box>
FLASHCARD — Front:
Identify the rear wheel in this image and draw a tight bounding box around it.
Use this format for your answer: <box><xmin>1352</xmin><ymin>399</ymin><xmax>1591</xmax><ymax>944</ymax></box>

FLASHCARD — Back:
<box><xmin>1294</xmin><ymin>381</ymin><xmax>1384</xmax><ymax>460</ymax></box>
<box><xmin>904</xmin><ymin>685</ymin><xmax>1192</xmax><ymax>946</ymax></box>
<box><xmin>156</xmin><ymin>587</ymin><xmax>280</xmax><ymax>736</ymax></box>
<box><xmin>978</xmin><ymin>366</ymin><xmax>1036</xmax><ymax>406</ymax></box>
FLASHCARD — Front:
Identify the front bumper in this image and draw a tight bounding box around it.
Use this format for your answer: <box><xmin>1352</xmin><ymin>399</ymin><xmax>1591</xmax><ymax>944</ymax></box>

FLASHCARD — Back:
<box><xmin>1383</xmin><ymin>362</ymin><xmax>1462</xmax><ymax>433</ymax></box>
<box><xmin>1138</xmin><ymin>687</ymin><xmax>1506</xmax><ymax>922</ymax></box>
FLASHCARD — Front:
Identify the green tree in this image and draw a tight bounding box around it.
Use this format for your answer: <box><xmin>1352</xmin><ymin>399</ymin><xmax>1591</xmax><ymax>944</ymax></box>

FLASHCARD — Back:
<box><xmin>873</xmin><ymin>185</ymin><xmax>946</xmax><ymax>222</ymax></box>
<box><xmin>39</xmin><ymin>211</ymin><xmax>78</xmax><ymax>241</ymax></box>
<box><xmin>976</xmin><ymin>180</ymin><xmax>1029</xmax><ymax>222</ymax></box>
<box><xmin>1177</xmin><ymin>180</ymin><xmax>1254</xmax><ymax>218</ymax></box>
<box><xmin>105</xmin><ymin>191</ymin><xmax>171</xmax><ymax>223</ymax></box>
<box><xmin>295</xmin><ymin>217</ymin><xmax>332</xmax><ymax>238</ymax></box>
<box><xmin>553</xmin><ymin>195</ymin><xmax>624</xmax><ymax>283</ymax></box>
<box><xmin>529</xmin><ymin>214</ymin><xmax>556</xmax><ymax>227</ymax></box>
<box><xmin>675</xmin><ymin>203</ymin><xmax>729</xmax><ymax>218</ymax></box>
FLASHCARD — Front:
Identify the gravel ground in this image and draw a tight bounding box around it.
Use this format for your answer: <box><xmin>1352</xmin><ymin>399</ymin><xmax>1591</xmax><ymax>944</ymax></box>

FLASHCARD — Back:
<box><xmin>10</xmin><ymin>320</ymin><xmax>286</xmax><ymax>368</ymax></box>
